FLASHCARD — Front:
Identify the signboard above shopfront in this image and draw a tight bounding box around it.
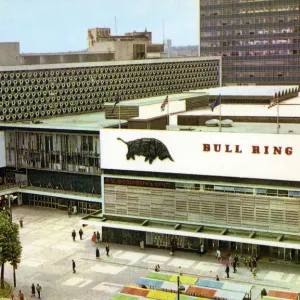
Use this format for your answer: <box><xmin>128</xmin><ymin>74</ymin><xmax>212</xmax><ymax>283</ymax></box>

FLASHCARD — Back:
<box><xmin>100</xmin><ymin>129</ymin><xmax>299</xmax><ymax>182</ymax></box>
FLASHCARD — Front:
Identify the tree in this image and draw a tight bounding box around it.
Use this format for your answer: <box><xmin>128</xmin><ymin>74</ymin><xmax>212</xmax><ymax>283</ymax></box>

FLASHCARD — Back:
<box><xmin>0</xmin><ymin>211</ymin><xmax>22</xmax><ymax>289</ymax></box>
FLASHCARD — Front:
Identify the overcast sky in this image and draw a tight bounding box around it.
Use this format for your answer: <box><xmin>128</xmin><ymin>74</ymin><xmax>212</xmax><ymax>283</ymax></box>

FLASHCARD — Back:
<box><xmin>0</xmin><ymin>0</ymin><xmax>198</xmax><ymax>53</ymax></box>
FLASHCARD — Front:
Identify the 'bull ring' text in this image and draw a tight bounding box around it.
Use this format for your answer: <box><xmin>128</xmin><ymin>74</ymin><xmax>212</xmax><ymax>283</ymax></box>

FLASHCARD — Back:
<box><xmin>202</xmin><ymin>144</ymin><xmax>293</xmax><ymax>155</ymax></box>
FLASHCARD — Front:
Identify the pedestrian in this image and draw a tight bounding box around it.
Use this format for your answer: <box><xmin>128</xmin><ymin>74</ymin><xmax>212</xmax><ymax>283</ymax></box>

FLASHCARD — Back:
<box><xmin>72</xmin><ymin>259</ymin><xmax>76</xmax><ymax>273</ymax></box>
<box><xmin>140</xmin><ymin>240</ymin><xmax>144</xmax><ymax>250</ymax></box>
<box><xmin>92</xmin><ymin>232</ymin><xmax>96</xmax><ymax>243</ymax></box>
<box><xmin>261</xmin><ymin>288</ymin><xmax>267</xmax><ymax>298</ymax></box>
<box><xmin>233</xmin><ymin>260</ymin><xmax>237</xmax><ymax>273</ymax></box>
<box><xmin>31</xmin><ymin>283</ymin><xmax>36</xmax><ymax>296</ymax></box>
<box><xmin>216</xmin><ymin>275</ymin><xmax>220</xmax><ymax>281</ymax></box>
<box><xmin>234</xmin><ymin>254</ymin><xmax>239</xmax><ymax>266</ymax></box>
<box><xmin>10</xmin><ymin>291</ymin><xmax>14</xmax><ymax>300</ymax></box>
<box><xmin>36</xmin><ymin>284</ymin><xmax>42</xmax><ymax>299</ymax></box>
<box><xmin>105</xmin><ymin>244</ymin><xmax>110</xmax><ymax>256</ymax></box>
<box><xmin>216</xmin><ymin>249</ymin><xmax>222</xmax><ymax>261</ymax></box>
<box><xmin>225</xmin><ymin>264</ymin><xmax>230</xmax><ymax>278</ymax></box>
<box><xmin>73</xmin><ymin>205</ymin><xmax>77</xmax><ymax>215</ymax></box>
<box><xmin>155</xmin><ymin>264</ymin><xmax>160</xmax><ymax>272</ymax></box>
<box><xmin>200</xmin><ymin>243</ymin><xmax>204</xmax><ymax>256</ymax></box>
<box><xmin>68</xmin><ymin>206</ymin><xmax>72</xmax><ymax>217</ymax></box>
<box><xmin>249</xmin><ymin>258</ymin><xmax>253</xmax><ymax>272</ymax></box>
<box><xmin>79</xmin><ymin>228</ymin><xmax>83</xmax><ymax>240</ymax></box>
<box><xmin>72</xmin><ymin>230</ymin><xmax>76</xmax><ymax>241</ymax></box>
<box><xmin>96</xmin><ymin>247</ymin><xmax>100</xmax><ymax>259</ymax></box>
<box><xmin>96</xmin><ymin>231</ymin><xmax>100</xmax><ymax>243</ymax></box>
<box><xmin>19</xmin><ymin>218</ymin><xmax>23</xmax><ymax>228</ymax></box>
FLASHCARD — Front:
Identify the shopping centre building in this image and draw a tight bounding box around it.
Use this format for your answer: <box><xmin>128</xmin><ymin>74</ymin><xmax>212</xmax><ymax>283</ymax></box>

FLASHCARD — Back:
<box><xmin>1</xmin><ymin>54</ymin><xmax>300</xmax><ymax>261</ymax></box>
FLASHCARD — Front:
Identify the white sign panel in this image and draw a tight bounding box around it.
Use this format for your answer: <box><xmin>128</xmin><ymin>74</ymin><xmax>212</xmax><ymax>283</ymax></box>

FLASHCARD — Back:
<box><xmin>0</xmin><ymin>132</ymin><xmax>6</xmax><ymax>168</ymax></box>
<box><xmin>100</xmin><ymin>129</ymin><xmax>299</xmax><ymax>182</ymax></box>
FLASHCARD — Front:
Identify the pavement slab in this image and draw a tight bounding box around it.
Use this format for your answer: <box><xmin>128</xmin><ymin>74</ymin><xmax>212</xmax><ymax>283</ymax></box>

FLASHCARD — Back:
<box><xmin>3</xmin><ymin>206</ymin><xmax>300</xmax><ymax>299</ymax></box>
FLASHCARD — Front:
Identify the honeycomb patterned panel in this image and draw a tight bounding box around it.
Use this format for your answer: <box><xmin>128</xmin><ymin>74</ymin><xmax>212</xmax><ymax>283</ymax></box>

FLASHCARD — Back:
<box><xmin>0</xmin><ymin>59</ymin><xmax>220</xmax><ymax>122</ymax></box>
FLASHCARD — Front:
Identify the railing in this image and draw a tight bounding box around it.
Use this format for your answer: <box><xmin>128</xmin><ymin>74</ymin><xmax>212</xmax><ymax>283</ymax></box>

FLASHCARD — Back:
<box><xmin>0</xmin><ymin>180</ymin><xmax>28</xmax><ymax>192</ymax></box>
<box><xmin>28</xmin><ymin>180</ymin><xmax>101</xmax><ymax>197</ymax></box>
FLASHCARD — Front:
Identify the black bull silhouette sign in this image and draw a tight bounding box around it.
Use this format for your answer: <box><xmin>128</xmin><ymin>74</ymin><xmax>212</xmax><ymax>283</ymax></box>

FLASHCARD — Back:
<box><xmin>117</xmin><ymin>138</ymin><xmax>174</xmax><ymax>164</ymax></box>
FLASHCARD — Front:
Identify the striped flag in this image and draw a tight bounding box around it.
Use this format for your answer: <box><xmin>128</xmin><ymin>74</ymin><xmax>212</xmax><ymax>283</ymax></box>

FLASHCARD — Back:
<box><xmin>161</xmin><ymin>96</ymin><xmax>168</xmax><ymax>112</ymax></box>
<box><xmin>210</xmin><ymin>95</ymin><xmax>221</xmax><ymax>112</ymax></box>
<box><xmin>268</xmin><ymin>98</ymin><xmax>278</xmax><ymax>109</ymax></box>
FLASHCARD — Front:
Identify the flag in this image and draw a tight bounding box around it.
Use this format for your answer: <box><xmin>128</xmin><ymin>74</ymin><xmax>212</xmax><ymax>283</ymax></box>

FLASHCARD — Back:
<box><xmin>88</xmin><ymin>30</ymin><xmax>95</xmax><ymax>46</ymax></box>
<box><xmin>268</xmin><ymin>98</ymin><xmax>278</xmax><ymax>109</ymax></box>
<box><xmin>210</xmin><ymin>95</ymin><xmax>221</xmax><ymax>111</ymax></box>
<box><xmin>161</xmin><ymin>96</ymin><xmax>168</xmax><ymax>112</ymax></box>
<box><xmin>112</xmin><ymin>96</ymin><xmax>120</xmax><ymax>113</ymax></box>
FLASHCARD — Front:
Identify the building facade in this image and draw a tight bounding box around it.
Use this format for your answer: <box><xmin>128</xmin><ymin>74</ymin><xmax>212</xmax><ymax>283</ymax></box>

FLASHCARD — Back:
<box><xmin>199</xmin><ymin>0</ymin><xmax>300</xmax><ymax>85</ymax></box>
<box><xmin>99</xmin><ymin>128</ymin><xmax>300</xmax><ymax>260</ymax></box>
<box><xmin>88</xmin><ymin>28</ymin><xmax>164</xmax><ymax>60</ymax></box>
<box><xmin>0</xmin><ymin>57</ymin><xmax>220</xmax><ymax>122</ymax></box>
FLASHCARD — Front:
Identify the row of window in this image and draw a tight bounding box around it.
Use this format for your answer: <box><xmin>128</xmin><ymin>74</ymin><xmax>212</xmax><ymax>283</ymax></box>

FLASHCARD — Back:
<box><xmin>175</xmin><ymin>182</ymin><xmax>300</xmax><ymax>198</ymax></box>
<box><xmin>204</xmin><ymin>50</ymin><xmax>300</xmax><ymax>57</ymax></box>
<box><xmin>202</xmin><ymin>39</ymin><xmax>300</xmax><ymax>47</ymax></box>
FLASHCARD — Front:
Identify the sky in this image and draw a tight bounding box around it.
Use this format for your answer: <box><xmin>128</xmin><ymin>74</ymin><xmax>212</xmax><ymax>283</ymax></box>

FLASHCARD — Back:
<box><xmin>0</xmin><ymin>0</ymin><xmax>198</xmax><ymax>53</ymax></box>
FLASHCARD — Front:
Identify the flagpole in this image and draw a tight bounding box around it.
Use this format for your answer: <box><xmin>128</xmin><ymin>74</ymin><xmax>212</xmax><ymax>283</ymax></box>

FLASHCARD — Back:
<box><xmin>277</xmin><ymin>99</ymin><xmax>279</xmax><ymax>134</ymax></box>
<box><xmin>219</xmin><ymin>96</ymin><xmax>222</xmax><ymax>132</ymax></box>
<box><xmin>167</xmin><ymin>96</ymin><xmax>170</xmax><ymax>131</ymax></box>
<box><xmin>119</xmin><ymin>102</ymin><xmax>121</xmax><ymax>130</ymax></box>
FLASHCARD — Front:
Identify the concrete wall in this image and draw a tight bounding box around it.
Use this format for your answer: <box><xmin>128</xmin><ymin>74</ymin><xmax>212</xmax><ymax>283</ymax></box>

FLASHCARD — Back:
<box><xmin>0</xmin><ymin>132</ymin><xmax>6</xmax><ymax>167</ymax></box>
<box><xmin>0</xmin><ymin>43</ymin><xmax>21</xmax><ymax>66</ymax></box>
<box><xmin>20</xmin><ymin>53</ymin><xmax>114</xmax><ymax>65</ymax></box>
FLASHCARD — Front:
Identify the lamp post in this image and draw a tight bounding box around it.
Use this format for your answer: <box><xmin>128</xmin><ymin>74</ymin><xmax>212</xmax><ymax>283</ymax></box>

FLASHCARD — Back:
<box><xmin>177</xmin><ymin>275</ymin><xmax>185</xmax><ymax>299</ymax></box>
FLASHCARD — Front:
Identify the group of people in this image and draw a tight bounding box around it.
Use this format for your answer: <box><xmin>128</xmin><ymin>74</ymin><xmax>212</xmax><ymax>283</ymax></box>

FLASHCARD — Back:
<box><xmin>71</xmin><ymin>228</ymin><xmax>85</xmax><ymax>241</ymax></box>
<box><xmin>95</xmin><ymin>244</ymin><xmax>110</xmax><ymax>258</ymax></box>
<box><xmin>11</xmin><ymin>284</ymin><xmax>42</xmax><ymax>300</ymax></box>
<box><xmin>215</xmin><ymin>252</ymin><xmax>258</xmax><ymax>280</ymax></box>
<box><xmin>92</xmin><ymin>231</ymin><xmax>101</xmax><ymax>243</ymax></box>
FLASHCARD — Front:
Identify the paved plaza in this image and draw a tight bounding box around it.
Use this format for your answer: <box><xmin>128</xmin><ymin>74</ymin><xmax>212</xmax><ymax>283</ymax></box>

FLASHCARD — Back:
<box><xmin>4</xmin><ymin>206</ymin><xmax>300</xmax><ymax>299</ymax></box>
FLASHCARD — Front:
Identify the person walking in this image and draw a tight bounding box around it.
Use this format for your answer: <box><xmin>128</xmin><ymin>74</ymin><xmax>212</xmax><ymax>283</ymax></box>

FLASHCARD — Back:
<box><xmin>96</xmin><ymin>231</ymin><xmax>101</xmax><ymax>243</ymax></box>
<box><xmin>234</xmin><ymin>254</ymin><xmax>239</xmax><ymax>266</ymax></box>
<box><xmin>10</xmin><ymin>291</ymin><xmax>14</xmax><ymax>300</ymax></box>
<box><xmin>216</xmin><ymin>249</ymin><xmax>222</xmax><ymax>261</ymax></box>
<box><xmin>31</xmin><ymin>283</ymin><xmax>36</xmax><ymax>297</ymax></box>
<box><xmin>68</xmin><ymin>206</ymin><xmax>72</xmax><ymax>217</ymax></box>
<box><xmin>19</xmin><ymin>218</ymin><xmax>23</xmax><ymax>228</ymax></box>
<box><xmin>200</xmin><ymin>243</ymin><xmax>204</xmax><ymax>256</ymax></box>
<box><xmin>72</xmin><ymin>259</ymin><xmax>76</xmax><ymax>273</ymax></box>
<box><xmin>225</xmin><ymin>264</ymin><xmax>230</xmax><ymax>278</ymax></box>
<box><xmin>18</xmin><ymin>290</ymin><xmax>24</xmax><ymax>300</ymax></box>
<box><xmin>72</xmin><ymin>230</ymin><xmax>76</xmax><ymax>241</ymax></box>
<box><xmin>92</xmin><ymin>232</ymin><xmax>97</xmax><ymax>243</ymax></box>
<box><xmin>96</xmin><ymin>247</ymin><xmax>100</xmax><ymax>259</ymax></box>
<box><xmin>105</xmin><ymin>244</ymin><xmax>110</xmax><ymax>256</ymax></box>
<box><xmin>79</xmin><ymin>228</ymin><xmax>83</xmax><ymax>240</ymax></box>
<box><xmin>36</xmin><ymin>284</ymin><xmax>42</xmax><ymax>299</ymax></box>
<box><xmin>140</xmin><ymin>240</ymin><xmax>145</xmax><ymax>250</ymax></box>
<box><xmin>233</xmin><ymin>260</ymin><xmax>237</xmax><ymax>273</ymax></box>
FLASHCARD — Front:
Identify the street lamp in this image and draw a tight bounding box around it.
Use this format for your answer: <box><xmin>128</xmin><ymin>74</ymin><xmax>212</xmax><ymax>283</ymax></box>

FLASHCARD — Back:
<box><xmin>177</xmin><ymin>276</ymin><xmax>185</xmax><ymax>299</ymax></box>
<box><xmin>4</xmin><ymin>194</ymin><xmax>17</xmax><ymax>222</ymax></box>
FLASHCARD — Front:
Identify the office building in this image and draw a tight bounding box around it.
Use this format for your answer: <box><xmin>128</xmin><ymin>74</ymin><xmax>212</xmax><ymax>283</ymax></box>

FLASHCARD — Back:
<box><xmin>199</xmin><ymin>0</ymin><xmax>300</xmax><ymax>85</ymax></box>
